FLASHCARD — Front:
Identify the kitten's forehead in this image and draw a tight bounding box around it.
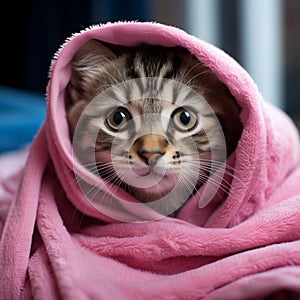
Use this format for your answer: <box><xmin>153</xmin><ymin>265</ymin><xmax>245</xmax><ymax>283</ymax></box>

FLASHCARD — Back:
<box><xmin>127</xmin><ymin>98</ymin><xmax>164</xmax><ymax>132</ymax></box>
<box><xmin>131</xmin><ymin>84</ymin><xmax>204</xmax><ymax>114</ymax></box>
<box><xmin>126</xmin><ymin>46</ymin><xmax>178</xmax><ymax>79</ymax></box>
<box><xmin>134</xmin><ymin>98</ymin><xmax>162</xmax><ymax>114</ymax></box>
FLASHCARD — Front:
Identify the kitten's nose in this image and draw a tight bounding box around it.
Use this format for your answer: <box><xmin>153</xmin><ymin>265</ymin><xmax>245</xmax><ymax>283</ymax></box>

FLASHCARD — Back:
<box><xmin>138</xmin><ymin>151</ymin><xmax>164</xmax><ymax>167</ymax></box>
<box><xmin>134</xmin><ymin>134</ymin><xmax>168</xmax><ymax>166</ymax></box>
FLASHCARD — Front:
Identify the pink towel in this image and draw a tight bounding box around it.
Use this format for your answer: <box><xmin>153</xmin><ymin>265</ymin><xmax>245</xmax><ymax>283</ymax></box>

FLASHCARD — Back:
<box><xmin>1</xmin><ymin>21</ymin><xmax>300</xmax><ymax>299</ymax></box>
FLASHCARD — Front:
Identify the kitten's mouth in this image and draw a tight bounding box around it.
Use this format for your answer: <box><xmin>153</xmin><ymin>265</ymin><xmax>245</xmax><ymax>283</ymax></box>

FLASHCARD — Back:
<box><xmin>132</xmin><ymin>167</ymin><xmax>151</xmax><ymax>176</ymax></box>
<box><xmin>127</xmin><ymin>171</ymin><xmax>181</xmax><ymax>203</ymax></box>
<box><xmin>131</xmin><ymin>166</ymin><xmax>166</xmax><ymax>177</ymax></box>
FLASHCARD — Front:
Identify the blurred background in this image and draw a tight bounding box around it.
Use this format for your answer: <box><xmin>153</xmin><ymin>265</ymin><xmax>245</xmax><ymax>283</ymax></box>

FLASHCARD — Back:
<box><xmin>0</xmin><ymin>0</ymin><xmax>299</xmax><ymax>153</ymax></box>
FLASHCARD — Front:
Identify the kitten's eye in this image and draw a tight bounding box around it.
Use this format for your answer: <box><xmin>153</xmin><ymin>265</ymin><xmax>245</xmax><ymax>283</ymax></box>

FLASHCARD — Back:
<box><xmin>172</xmin><ymin>107</ymin><xmax>197</xmax><ymax>131</ymax></box>
<box><xmin>106</xmin><ymin>107</ymin><xmax>132</xmax><ymax>131</ymax></box>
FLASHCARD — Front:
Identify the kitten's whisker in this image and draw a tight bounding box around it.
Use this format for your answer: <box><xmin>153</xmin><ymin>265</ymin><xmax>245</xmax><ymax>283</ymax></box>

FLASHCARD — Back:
<box><xmin>177</xmin><ymin>62</ymin><xmax>210</xmax><ymax>85</ymax></box>
<box><xmin>200</xmin><ymin>158</ymin><xmax>244</xmax><ymax>175</ymax></box>
<box><xmin>188</xmin><ymin>165</ymin><xmax>244</xmax><ymax>193</ymax></box>
<box><xmin>179</xmin><ymin>172</ymin><xmax>199</xmax><ymax>195</ymax></box>
<box><xmin>182</xmin><ymin>167</ymin><xmax>232</xmax><ymax>196</ymax></box>
<box><xmin>198</xmin><ymin>164</ymin><xmax>246</xmax><ymax>189</ymax></box>
<box><xmin>183</xmin><ymin>157</ymin><xmax>244</xmax><ymax>186</ymax></box>
<box><xmin>184</xmin><ymin>69</ymin><xmax>212</xmax><ymax>87</ymax></box>
<box><xmin>197</xmin><ymin>173</ymin><xmax>231</xmax><ymax>196</ymax></box>
<box><xmin>97</xmin><ymin>171</ymin><xmax>131</xmax><ymax>209</ymax></box>
<box><xmin>85</xmin><ymin>169</ymin><xmax>127</xmax><ymax>209</ymax></box>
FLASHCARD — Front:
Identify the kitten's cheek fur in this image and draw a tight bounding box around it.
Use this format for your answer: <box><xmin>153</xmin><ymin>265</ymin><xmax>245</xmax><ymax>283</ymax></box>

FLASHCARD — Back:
<box><xmin>94</xmin><ymin>151</ymin><xmax>112</xmax><ymax>164</ymax></box>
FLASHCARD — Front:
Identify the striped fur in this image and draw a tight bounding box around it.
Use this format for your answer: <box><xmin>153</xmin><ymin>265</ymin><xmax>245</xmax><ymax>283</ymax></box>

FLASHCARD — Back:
<box><xmin>66</xmin><ymin>40</ymin><xmax>243</xmax><ymax>215</ymax></box>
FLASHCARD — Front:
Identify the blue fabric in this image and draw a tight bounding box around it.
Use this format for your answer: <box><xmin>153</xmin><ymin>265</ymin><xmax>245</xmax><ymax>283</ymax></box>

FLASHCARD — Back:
<box><xmin>0</xmin><ymin>86</ymin><xmax>46</xmax><ymax>153</ymax></box>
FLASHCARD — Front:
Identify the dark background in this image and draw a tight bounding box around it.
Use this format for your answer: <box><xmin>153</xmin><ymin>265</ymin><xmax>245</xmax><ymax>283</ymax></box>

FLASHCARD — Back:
<box><xmin>0</xmin><ymin>0</ymin><xmax>150</xmax><ymax>93</ymax></box>
<box><xmin>0</xmin><ymin>0</ymin><xmax>242</xmax><ymax>94</ymax></box>
<box><xmin>0</xmin><ymin>0</ymin><xmax>299</xmax><ymax>152</ymax></box>
<box><xmin>2</xmin><ymin>0</ymin><xmax>299</xmax><ymax>102</ymax></box>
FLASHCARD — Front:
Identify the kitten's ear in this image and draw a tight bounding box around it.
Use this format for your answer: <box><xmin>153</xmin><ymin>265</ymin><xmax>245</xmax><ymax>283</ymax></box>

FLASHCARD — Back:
<box><xmin>67</xmin><ymin>40</ymin><xmax>117</xmax><ymax>137</ymax></box>
<box><xmin>68</xmin><ymin>40</ymin><xmax>116</xmax><ymax>103</ymax></box>
<box><xmin>72</xmin><ymin>39</ymin><xmax>116</xmax><ymax>71</ymax></box>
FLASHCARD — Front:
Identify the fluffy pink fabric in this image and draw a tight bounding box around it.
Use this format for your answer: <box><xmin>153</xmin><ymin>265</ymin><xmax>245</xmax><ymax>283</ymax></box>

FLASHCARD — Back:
<box><xmin>1</xmin><ymin>21</ymin><xmax>300</xmax><ymax>299</ymax></box>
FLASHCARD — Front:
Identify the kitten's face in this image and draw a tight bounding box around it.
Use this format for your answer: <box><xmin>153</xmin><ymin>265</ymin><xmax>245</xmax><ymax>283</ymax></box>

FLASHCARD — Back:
<box><xmin>67</xmin><ymin>40</ymin><xmax>242</xmax><ymax>214</ymax></box>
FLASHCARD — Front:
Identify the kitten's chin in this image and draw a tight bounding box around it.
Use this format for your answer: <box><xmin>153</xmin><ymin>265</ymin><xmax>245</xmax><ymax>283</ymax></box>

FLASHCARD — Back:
<box><xmin>128</xmin><ymin>174</ymin><xmax>179</xmax><ymax>203</ymax></box>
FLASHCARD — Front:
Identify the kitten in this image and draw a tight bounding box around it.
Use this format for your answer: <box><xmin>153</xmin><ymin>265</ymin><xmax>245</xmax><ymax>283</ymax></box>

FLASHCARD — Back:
<box><xmin>66</xmin><ymin>40</ymin><xmax>243</xmax><ymax>216</ymax></box>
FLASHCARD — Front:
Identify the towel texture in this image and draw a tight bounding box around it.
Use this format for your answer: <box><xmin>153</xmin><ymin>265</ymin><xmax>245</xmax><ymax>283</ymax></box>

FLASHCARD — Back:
<box><xmin>1</xmin><ymin>21</ymin><xmax>300</xmax><ymax>299</ymax></box>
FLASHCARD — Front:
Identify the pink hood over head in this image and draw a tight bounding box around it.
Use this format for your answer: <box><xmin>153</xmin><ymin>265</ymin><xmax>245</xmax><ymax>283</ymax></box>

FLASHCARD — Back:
<box><xmin>46</xmin><ymin>21</ymin><xmax>300</xmax><ymax>227</ymax></box>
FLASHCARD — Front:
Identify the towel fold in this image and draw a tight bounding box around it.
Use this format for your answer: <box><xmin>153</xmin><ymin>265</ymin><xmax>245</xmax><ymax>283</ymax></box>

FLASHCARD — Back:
<box><xmin>1</xmin><ymin>21</ymin><xmax>300</xmax><ymax>299</ymax></box>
